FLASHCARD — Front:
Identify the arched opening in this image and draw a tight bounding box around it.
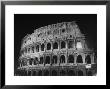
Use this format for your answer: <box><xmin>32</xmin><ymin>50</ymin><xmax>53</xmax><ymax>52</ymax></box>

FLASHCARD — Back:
<box><xmin>78</xmin><ymin>70</ymin><xmax>83</xmax><ymax>76</ymax></box>
<box><xmin>52</xmin><ymin>70</ymin><xmax>57</xmax><ymax>76</ymax></box>
<box><xmin>62</xmin><ymin>28</ymin><xmax>66</xmax><ymax>33</ymax></box>
<box><xmin>68</xmin><ymin>41</ymin><xmax>74</xmax><ymax>49</ymax></box>
<box><xmin>45</xmin><ymin>56</ymin><xmax>50</xmax><ymax>64</ymax></box>
<box><xmin>32</xmin><ymin>46</ymin><xmax>34</xmax><ymax>53</ymax></box>
<box><xmin>77</xmin><ymin>55</ymin><xmax>83</xmax><ymax>63</ymax></box>
<box><xmin>29</xmin><ymin>59</ymin><xmax>32</xmax><ymax>65</ymax></box>
<box><xmin>38</xmin><ymin>70</ymin><xmax>42</xmax><ymax>76</ymax></box>
<box><xmin>53</xmin><ymin>55</ymin><xmax>57</xmax><ymax>64</ymax></box>
<box><xmin>61</xmin><ymin>41</ymin><xmax>66</xmax><ymax>49</ymax></box>
<box><xmin>28</xmin><ymin>71</ymin><xmax>31</xmax><ymax>76</ymax></box>
<box><xmin>68</xmin><ymin>55</ymin><xmax>74</xmax><ymax>63</ymax></box>
<box><xmin>33</xmin><ymin>60</ymin><xmax>36</xmax><ymax>65</ymax></box>
<box><xmin>60</xmin><ymin>55</ymin><xmax>65</xmax><ymax>63</ymax></box>
<box><xmin>39</xmin><ymin>57</ymin><xmax>43</xmax><ymax>64</ymax></box>
<box><xmin>53</xmin><ymin>42</ymin><xmax>58</xmax><ymax>49</ymax></box>
<box><xmin>85</xmin><ymin>55</ymin><xmax>91</xmax><ymax>64</ymax></box>
<box><xmin>60</xmin><ymin>70</ymin><xmax>66</xmax><ymax>76</ymax></box>
<box><xmin>44</xmin><ymin>70</ymin><xmax>49</xmax><ymax>76</ymax></box>
<box><xmin>47</xmin><ymin>43</ymin><xmax>51</xmax><ymax>50</ymax></box>
<box><xmin>41</xmin><ymin>44</ymin><xmax>44</xmax><ymax>51</ymax></box>
<box><xmin>87</xmin><ymin>71</ymin><xmax>92</xmax><ymax>76</ymax></box>
<box><xmin>36</xmin><ymin>45</ymin><xmax>39</xmax><ymax>52</ymax></box>
<box><xmin>68</xmin><ymin>70</ymin><xmax>75</xmax><ymax>76</ymax></box>
<box><xmin>32</xmin><ymin>71</ymin><xmax>36</xmax><ymax>76</ymax></box>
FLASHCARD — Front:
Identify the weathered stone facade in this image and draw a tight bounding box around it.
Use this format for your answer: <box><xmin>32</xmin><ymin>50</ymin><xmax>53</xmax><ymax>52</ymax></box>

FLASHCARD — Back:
<box><xmin>17</xmin><ymin>21</ymin><xmax>97</xmax><ymax>76</ymax></box>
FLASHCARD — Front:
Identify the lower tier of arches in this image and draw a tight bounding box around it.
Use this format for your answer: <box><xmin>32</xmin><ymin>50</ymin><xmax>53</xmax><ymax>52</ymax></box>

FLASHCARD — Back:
<box><xmin>15</xmin><ymin>65</ymin><xmax>97</xmax><ymax>76</ymax></box>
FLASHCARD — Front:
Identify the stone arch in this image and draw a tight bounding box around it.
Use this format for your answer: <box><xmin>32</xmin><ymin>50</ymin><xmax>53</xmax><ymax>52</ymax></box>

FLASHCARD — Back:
<box><xmin>52</xmin><ymin>55</ymin><xmax>58</xmax><ymax>64</ymax></box>
<box><xmin>47</xmin><ymin>43</ymin><xmax>51</xmax><ymax>50</ymax></box>
<box><xmin>52</xmin><ymin>70</ymin><xmax>57</xmax><ymax>76</ymax></box>
<box><xmin>29</xmin><ymin>59</ymin><xmax>33</xmax><ymax>65</ymax></box>
<box><xmin>68</xmin><ymin>40</ymin><xmax>74</xmax><ymax>48</ymax></box>
<box><xmin>77</xmin><ymin>70</ymin><xmax>83</xmax><ymax>76</ymax></box>
<box><xmin>53</xmin><ymin>42</ymin><xmax>58</xmax><ymax>49</ymax></box>
<box><xmin>85</xmin><ymin>55</ymin><xmax>91</xmax><ymax>64</ymax></box>
<box><xmin>68</xmin><ymin>70</ymin><xmax>75</xmax><ymax>76</ymax></box>
<box><xmin>87</xmin><ymin>71</ymin><xmax>92</xmax><ymax>76</ymax></box>
<box><xmin>45</xmin><ymin>56</ymin><xmax>50</xmax><ymax>64</ymax></box>
<box><xmin>60</xmin><ymin>55</ymin><xmax>65</xmax><ymax>63</ymax></box>
<box><xmin>32</xmin><ymin>70</ymin><xmax>36</xmax><ymax>76</ymax></box>
<box><xmin>39</xmin><ymin>56</ymin><xmax>43</xmax><ymax>64</ymax></box>
<box><xmin>44</xmin><ymin>70</ymin><xmax>49</xmax><ymax>76</ymax></box>
<box><xmin>60</xmin><ymin>70</ymin><xmax>66</xmax><ymax>76</ymax></box>
<box><xmin>28</xmin><ymin>71</ymin><xmax>31</xmax><ymax>76</ymax></box>
<box><xmin>32</xmin><ymin>46</ymin><xmax>34</xmax><ymax>53</ymax></box>
<box><xmin>41</xmin><ymin>43</ymin><xmax>45</xmax><ymax>51</ymax></box>
<box><xmin>68</xmin><ymin>55</ymin><xmax>74</xmax><ymax>63</ymax></box>
<box><xmin>36</xmin><ymin>45</ymin><xmax>39</xmax><ymax>52</ymax></box>
<box><xmin>33</xmin><ymin>59</ymin><xmax>36</xmax><ymax>65</ymax></box>
<box><xmin>77</xmin><ymin>55</ymin><xmax>83</xmax><ymax>63</ymax></box>
<box><xmin>38</xmin><ymin>70</ymin><xmax>42</xmax><ymax>76</ymax></box>
<box><xmin>61</xmin><ymin>41</ymin><xmax>66</xmax><ymax>49</ymax></box>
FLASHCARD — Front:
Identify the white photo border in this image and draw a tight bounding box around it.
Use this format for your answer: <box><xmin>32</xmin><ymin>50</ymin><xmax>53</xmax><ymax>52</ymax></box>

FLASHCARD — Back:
<box><xmin>5</xmin><ymin>5</ymin><xmax>106</xmax><ymax>85</ymax></box>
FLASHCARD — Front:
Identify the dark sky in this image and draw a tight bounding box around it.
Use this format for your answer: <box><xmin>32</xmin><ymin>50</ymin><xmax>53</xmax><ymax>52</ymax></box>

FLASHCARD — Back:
<box><xmin>14</xmin><ymin>14</ymin><xmax>97</xmax><ymax>73</ymax></box>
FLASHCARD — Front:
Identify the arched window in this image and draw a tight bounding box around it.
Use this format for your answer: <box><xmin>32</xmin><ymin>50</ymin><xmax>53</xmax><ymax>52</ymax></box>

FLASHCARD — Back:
<box><xmin>36</xmin><ymin>45</ymin><xmax>39</xmax><ymax>52</ymax></box>
<box><xmin>34</xmin><ymin>57</ymin><xmax>38</xmax><ymax>65</ymax></box>
<box><xmin>60</xmin><ymin>55</ymin><xmax>65</xmax><ymax>63</ymax></box>
<box><xmin>77</xmin><ymin>55</ymin><xmax>83</xmax><ymax>63</ymax></box>
<box><xmin>52</xmin><ymin>70</ymin><xmax>57</xmax><ymax>76</ymax></box>
<box><xmin>41</xmin><ymin>44</ymin><xmax>44</xmax><ymax>51</ymax></box>
<box><xmin>68</xmin><ymin>41</ymin><xmax>74</xmax><ymax>48</ymax></box>
<box><xmin>61</xmin><ymin>41</ymin><xmax>66</xmax><ymax>49</ymax></box>
<box><xmin>47</xmin><ymin>43</ymin><xmax>51</xmax><ymax>50</ymax></box>
<box><xmin>53</xmin><ymin>55</ymin><xmax>57</xmax><ymax>64</ymax></box>
<box><xmin>85</xmin><ymin>55</ymin><xmax>91</xmax><ymax>64</ymax></box>
<box><xmin>39</xmin><ymin>57</ymin><xmax>43</xmax><ymax>64</ymax></box>
<box><xmin>62</xmin><ymin>28</ymin><xmax>65</xmax><ymax>33</ymax></box>
<box><xmin>53</xmin><ymin>42</ymin><xmax>58</xmax><ymax>49</ymax></box>
<box><xmin>68</xmin><ymin>55</ymin><xmax>74</xmax><ymax>63</ymax></box>
<box><xmin>45</xmin><ymin>56</ymin><xmax>50</xmax><ymax>64</ymax></box>
<box><xmin>32</xmin><ymin>46</ymin><xmax>34</xmax><ymax>53</ymax></box>
<box><xmin>78</xmin><ymin>70</ymin><xmax>83</xmax><ymax>76</ymax></box>
<box><xmin>33</xmin><ymin>60</ymin><xmax>36</xmax><ymax>65</ymax></box>
<box><xmin>29</xmin><ymin>59</ymin><xmax>32</xmax><ymax>65</ymax></box>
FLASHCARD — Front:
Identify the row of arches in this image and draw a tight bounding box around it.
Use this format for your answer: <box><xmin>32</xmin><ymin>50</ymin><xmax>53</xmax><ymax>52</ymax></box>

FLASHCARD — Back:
<box><xmin>21</xmin><ymin>40</ymin><xmax>78</xmax><ymax>55</ymax></box>
<box><xmin>20</xmin><ymin>54</ymin><xmax>91</xmax><ymax>66</ymax></box>
<box><xmin>26</xmin><ymin>69</ymin><xmax>93</xmax><ymax>76</ymax></box>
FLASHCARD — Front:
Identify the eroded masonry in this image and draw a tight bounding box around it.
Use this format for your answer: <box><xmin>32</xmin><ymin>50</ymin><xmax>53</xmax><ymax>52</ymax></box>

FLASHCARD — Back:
<box><xmin>16</xmin><ymin>21</ymin><xmax>97</xmax><ymax>76</ymax></box>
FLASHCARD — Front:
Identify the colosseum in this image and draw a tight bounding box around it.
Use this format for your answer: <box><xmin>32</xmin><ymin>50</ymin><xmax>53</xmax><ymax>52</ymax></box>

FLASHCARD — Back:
<box><xmin>16</xmin><ymin>21</ymin><xmax>97</xmax><ymax>76</ymax></box>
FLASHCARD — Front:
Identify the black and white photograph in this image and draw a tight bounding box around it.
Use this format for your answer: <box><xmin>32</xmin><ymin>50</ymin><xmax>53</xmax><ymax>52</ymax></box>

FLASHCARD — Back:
<box><xmin>3</xmin><ymin>3</ymin><xmax>107</xmax><ymax>85</ymax></box>
<box><xmin>14</xmin><ymin>14</ymin><xmax>97</xmax><ymax>76</ymax></box>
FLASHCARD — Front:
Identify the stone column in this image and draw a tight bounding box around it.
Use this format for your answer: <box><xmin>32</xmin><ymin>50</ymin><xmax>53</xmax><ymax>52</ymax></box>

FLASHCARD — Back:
<box><xmin>66</xmin><ymin>40</ymin><xmax>68</xmax><ymax>49</ymax></box>
<box><xmin>91</xmin><ymin>53</ymin><xmax>94</xmax><ymax>64</ymax></box>
<box><xmin>58</xmin><ymin>54</ymin><xmax>60</xmax><ymax>65</ymax></box>
<box><xmin>74</xmin><ymin>54</ymin><xmax>77</xmax><ymax>64</ymax></box>
<box><xmin>82</xmin><ymin>54</ymin><xmax>85</xmax><ymax>64</ymax></box>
